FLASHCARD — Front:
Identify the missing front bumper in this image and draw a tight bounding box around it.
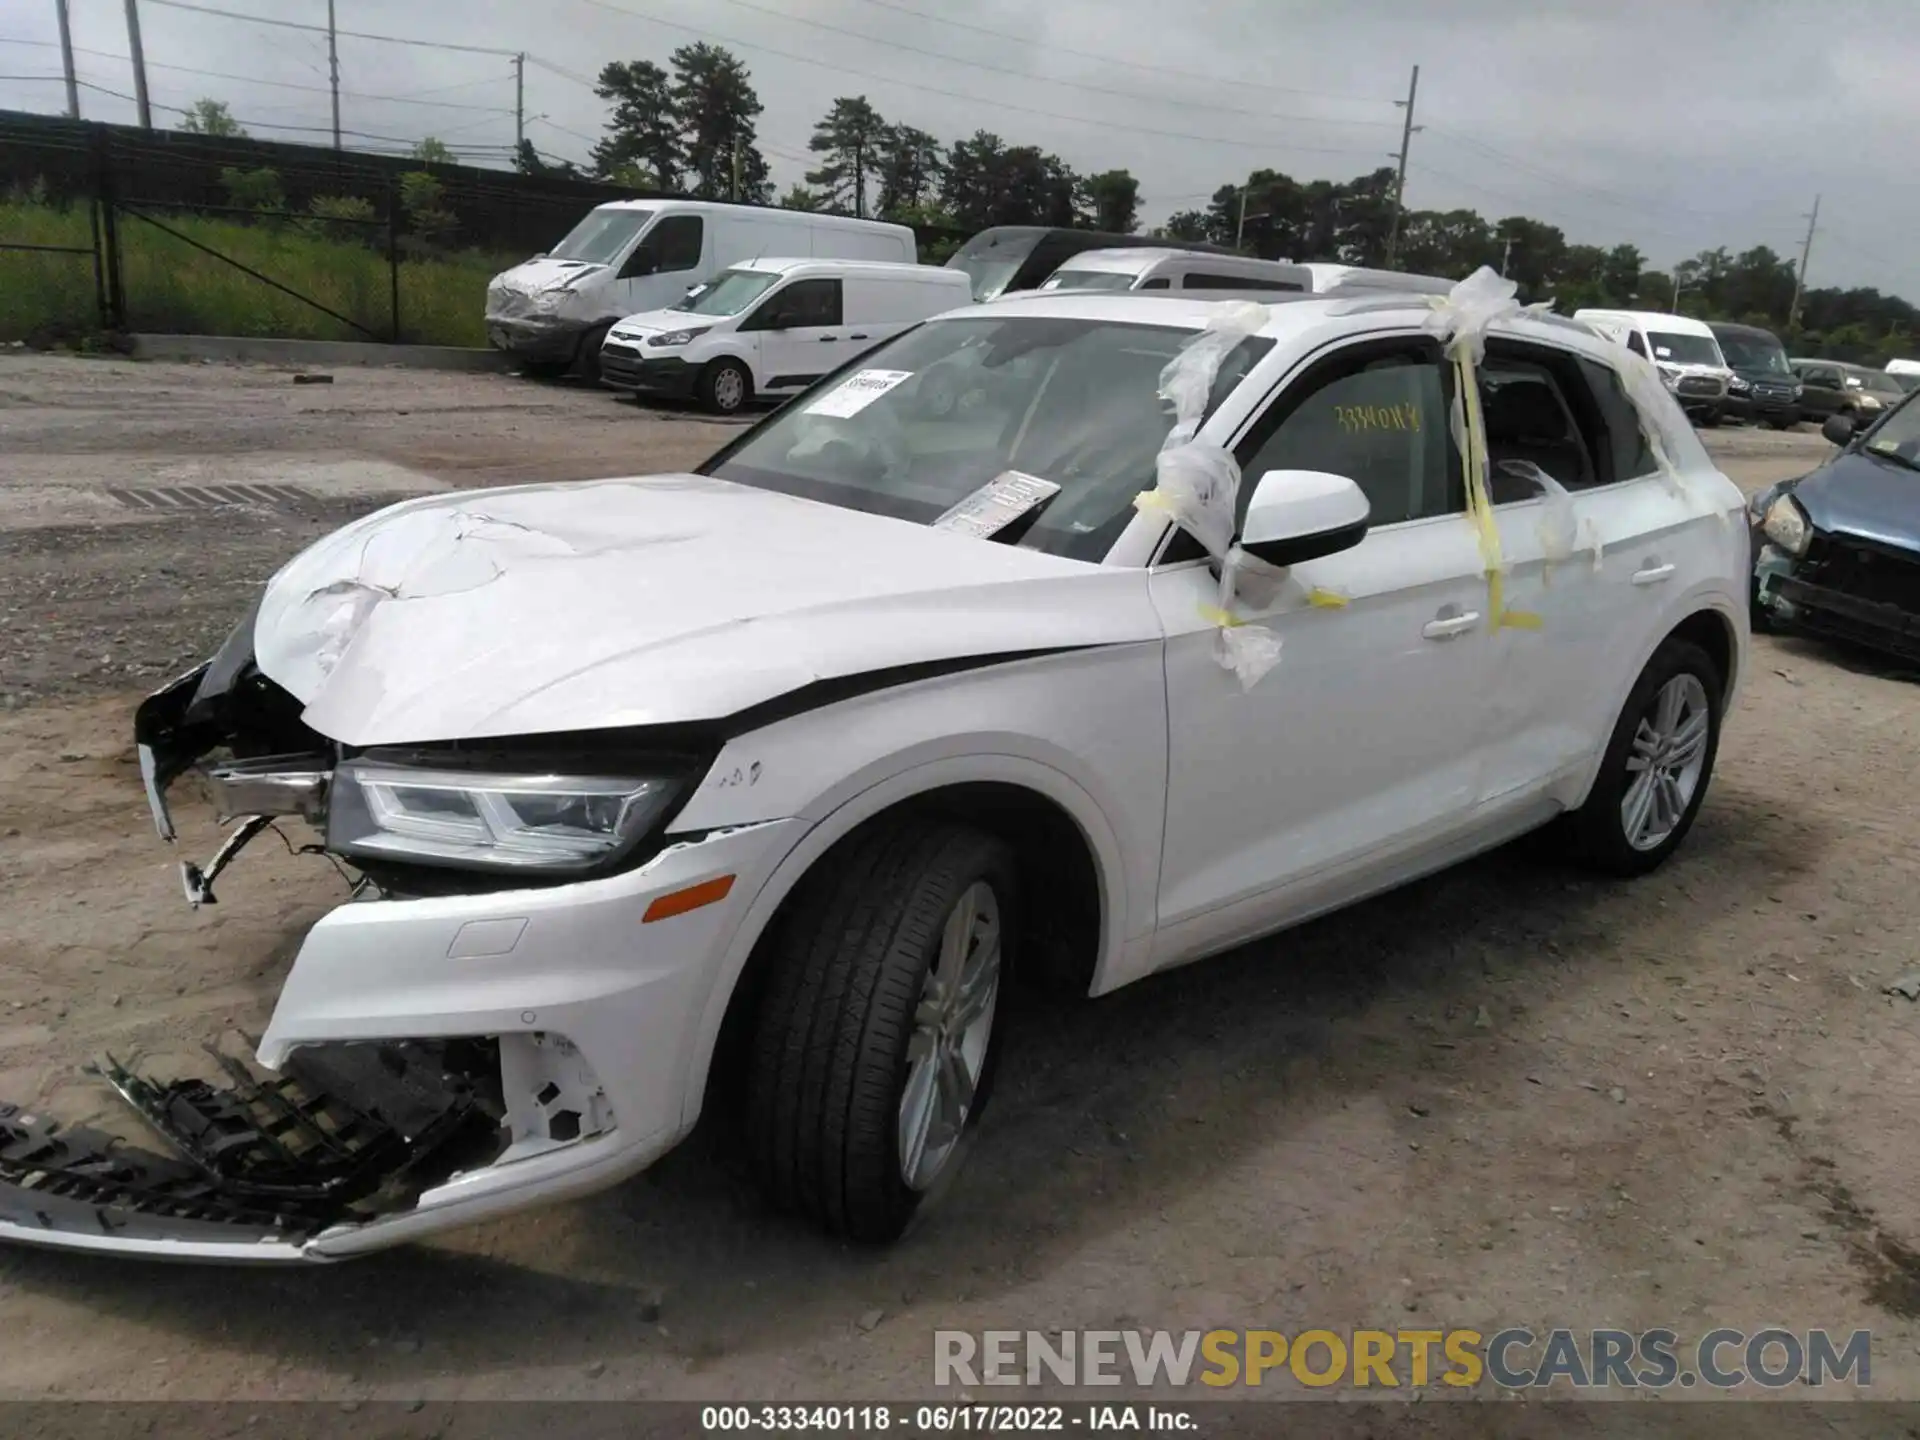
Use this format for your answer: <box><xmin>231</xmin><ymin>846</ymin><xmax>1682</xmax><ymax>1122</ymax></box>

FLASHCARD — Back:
<box><xmin>0</xmin><ymin>1041</ymin><xmax>505</xmax><ymax>1263</ymax></box>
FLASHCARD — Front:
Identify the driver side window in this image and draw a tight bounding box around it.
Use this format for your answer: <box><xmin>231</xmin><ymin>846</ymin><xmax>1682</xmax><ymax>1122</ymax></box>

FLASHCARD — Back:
<box><xmin>1625</xmin><ymin>331</ymin><xmax>1648</xmax><ymax>358</ymax></box>
<box><xmin>1234</xmin><ymin>339</ymin><xmax>1461</xmax><ymax>529</ymax></box>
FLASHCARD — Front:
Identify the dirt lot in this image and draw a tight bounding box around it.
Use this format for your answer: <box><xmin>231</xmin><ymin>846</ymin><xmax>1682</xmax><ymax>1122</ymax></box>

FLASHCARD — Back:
<box><xmin>1</xmin><ymin>355</ymin><xmax>1918</xmax><ymax>1404</ymax></box>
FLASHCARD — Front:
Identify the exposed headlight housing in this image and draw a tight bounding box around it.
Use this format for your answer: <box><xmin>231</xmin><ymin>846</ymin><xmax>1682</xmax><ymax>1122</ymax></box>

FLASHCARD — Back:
<box><xmin>1728</xmin><ymin>375</ymin><xmax>1752</xmax><ymax>393</ymax></box>
<box><xmin>1860</xmin><ymin>395</ymin><xmax>1884</xmax><ymax>411</ymax></box>
<box><xmin>328</xmin><ymin>757</ymin><xmax>684</xmax><ymax>874</ymax></box>
<box><xmin>647</xmin><ymin>328</ymin><xmax>710</xmax><ymax>348</ymax></box>
<box><xmin>1657</xmin><ymin>365</ymin><xmax>1681</xmax><ymax>389</ymax></box>
<box><xmin>1762</xmin><ymin>493</ymin><xmax>1812</xmax><ymax>557</ymax></box>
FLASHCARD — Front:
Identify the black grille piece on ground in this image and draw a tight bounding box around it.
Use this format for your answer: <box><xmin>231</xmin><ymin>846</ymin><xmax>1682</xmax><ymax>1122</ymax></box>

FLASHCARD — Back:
<box><xmin>0</xmin><ymin>1040</ymin><xmax>503</xmax><ymax>1248</ymax></box>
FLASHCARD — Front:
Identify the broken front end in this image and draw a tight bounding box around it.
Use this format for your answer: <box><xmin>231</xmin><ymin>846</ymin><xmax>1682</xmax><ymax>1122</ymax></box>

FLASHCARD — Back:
<box><xmin>4</xmin><ymin>611</ymin><xmax>772</xmax><ymax>1262</ymax></box>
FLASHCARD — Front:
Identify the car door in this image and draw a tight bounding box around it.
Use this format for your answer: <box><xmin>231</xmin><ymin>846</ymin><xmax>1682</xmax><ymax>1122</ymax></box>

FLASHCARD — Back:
<box><xmin>1481</xmin><ymin>337</ymin><xmax>1719</xmax><ymax>807</ymax></box>
<box><xmin>1798</xmin><ymin>364</ymin><xmax>1844</xmax><ymax>419</ymax></box>
<box><xmin>744</xmin><ymin>278</ymin><xmax>845</xmax><ymax>392</ymax></box>
<box><xmin>1150</xmin><ymin>334</ymin><xmax>1499</xmax><ymax>967</ymax></box>
<box><xmin>611</xmin><ymin>213</ymin><xmax>706</xmax><ymax>317</ymax></box>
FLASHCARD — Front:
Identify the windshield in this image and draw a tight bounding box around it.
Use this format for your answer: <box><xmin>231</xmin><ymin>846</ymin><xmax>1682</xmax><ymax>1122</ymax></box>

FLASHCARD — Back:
<box><xmin>1863</xmin><ymin>390</ymin><xmax>1920</xmax><ymax>467</ymax></box>
<box><xmin>704</xmin><ymin>315</ymin><xmax>1272</xmax><ymax>561</ymax></box>
<box><xmin>673</xmin><ymin>267</ymin><xmax>781</xmax><ymax>316</ymax></box>
<box><xmin>549</xmin><ymin>208</ymin><xmax>652</xmax><ymax>265</ymax></box>
<box><xmin>1648</xmin><ymin>332</ymin><xmax>1724</xmax><ymax>367</ymax></box>
<box><xmin>946</xmin><ymin>231</ymin><xmax>1043</xmax><ymax>300</ymax></box>
<box><xmin>1715</xmin><ymin>332</ymin><xmax>1790</xmax><ymax>373</ymax></box>
<box><xmin>1040</xmin><ymin>269</ymin><xmax>1138</xmax><ymax>292</ymax></box>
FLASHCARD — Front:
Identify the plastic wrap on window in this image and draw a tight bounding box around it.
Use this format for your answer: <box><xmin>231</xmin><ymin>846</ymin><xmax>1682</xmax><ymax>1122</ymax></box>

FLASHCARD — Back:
<box><xmin>1134</xmin><ymin>300</ymin><xmax>1290</xmax><ymax>689</ymax></box>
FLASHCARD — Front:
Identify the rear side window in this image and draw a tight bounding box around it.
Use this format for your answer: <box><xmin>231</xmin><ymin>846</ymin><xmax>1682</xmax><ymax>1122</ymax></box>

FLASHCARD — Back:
<box><xmin>1478</xmin><ymin>344</ymin><xmax>1601</xmax><ymax>496</ymax></box>
<box><xmin>1234</xmin><ymin>339</ymin><xmax>1460</xmax><ymax>528</ymax></box>
<box><xmin>649</xmin><ymin>215</ymin><xmax>704</xmax><ymax>273</ymax></box>
<box><xmin>1576</xmin><ymin>356</ymin><xmax>1659</xmax><ymax>482</ymax></box>
<box><xmin>1139</xmin><ymin>276</ymin><xmax>1172</xmax><ymax>289</ymax></box>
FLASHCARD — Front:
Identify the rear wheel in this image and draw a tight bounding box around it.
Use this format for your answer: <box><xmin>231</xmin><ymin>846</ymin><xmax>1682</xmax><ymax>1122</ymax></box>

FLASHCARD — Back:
<box><xmin>1563</xmin><ymin>637</ymin><xmax>1723</xmax><ymax>876</ymax></box>
<box><xmin>700</xmin><ymin>358</ymin><xmax>752</xmax><ymax>415</ymax></box>
<box><xmin>744</xmin><ymin>819</ymin><xmax>1015</xmax><ymax>1243</ymax></box>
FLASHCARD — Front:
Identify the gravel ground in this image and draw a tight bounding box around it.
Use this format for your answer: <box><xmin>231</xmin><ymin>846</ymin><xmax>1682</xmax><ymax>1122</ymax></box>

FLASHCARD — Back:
<box><xmin>1</xmin><ymin>354</ymin><xmax>1918</xmax><ymax>1406</ymax></box>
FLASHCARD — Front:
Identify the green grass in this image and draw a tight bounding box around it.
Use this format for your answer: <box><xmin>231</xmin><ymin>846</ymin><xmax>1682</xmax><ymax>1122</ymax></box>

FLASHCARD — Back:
<box><xmin>0</xmin><ymin>199</ymin><xmax>516</xmax><ymax>347</ymax></box>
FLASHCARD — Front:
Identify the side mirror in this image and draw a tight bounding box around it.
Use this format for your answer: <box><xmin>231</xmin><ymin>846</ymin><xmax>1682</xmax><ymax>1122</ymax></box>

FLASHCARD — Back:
<box><xmin>1240</xmin><ymin>469</ymin><xmax>1370</xmax><ymax>567</ymax></box>
<box><xmin>1822</xmin><ymin>413</ymin><xmax>1855</xmax><ymax>447</ymax></box>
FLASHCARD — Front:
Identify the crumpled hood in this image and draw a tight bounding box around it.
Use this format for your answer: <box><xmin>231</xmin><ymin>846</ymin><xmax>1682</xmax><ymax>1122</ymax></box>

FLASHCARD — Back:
<box><xmin>490</xmin><ymin>257</ymin><xmax>604</xmax><ymax>297</ymax></box>
<box><xmin>1791</xmin><ymin>449</ymin><xmax>1920</xmax><ymax>552</ymax></box>
<box><xmin>252</xmin><ymin>474</ymin><xmax>1156</xmax><ymax>747</ymax></box>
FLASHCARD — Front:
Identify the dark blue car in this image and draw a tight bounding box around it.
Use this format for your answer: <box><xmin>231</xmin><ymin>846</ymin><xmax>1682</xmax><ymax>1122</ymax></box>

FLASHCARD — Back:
<box><xmin>1750</xmin><ymin>392</ymin><xmax>1920</xmax><ymax>661</ymax></box>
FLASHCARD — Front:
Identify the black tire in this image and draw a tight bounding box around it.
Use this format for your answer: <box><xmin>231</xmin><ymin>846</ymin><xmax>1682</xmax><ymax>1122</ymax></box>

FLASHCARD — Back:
<box><xmin>744</xmin><ymin>818</ymin><xmax>1017</xmax><ymax>1243</ymax></box>
<box><xmin>516</xmin><ymin>358</ymin><xmax>573</xmax><ymax>380</ymax></box>
<box><xmin>1562</xmin><ymin>636</ymin><xmax>1723</xmax><ymax>877</ymax></box>
<box><xmin>573</xmin><ymin>322</ymin><xmax>613</xmax><ymax>385</ymax></box>
<box><xmin>699</xmin><ymin>358</ymin><xmax>752</xmax><ymax>415</ymax></box>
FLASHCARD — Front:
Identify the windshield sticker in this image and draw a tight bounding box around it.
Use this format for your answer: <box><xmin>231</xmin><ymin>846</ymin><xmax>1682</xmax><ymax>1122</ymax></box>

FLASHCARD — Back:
<box><xmin>932</xmin><ymin>470</ymin><xmax>1062</xmax><ymax>538</ymax></box>
<box><xmin>805</xmin><ymin>368</ymin><xmax>914</xmax><ymax>418</ymax></box>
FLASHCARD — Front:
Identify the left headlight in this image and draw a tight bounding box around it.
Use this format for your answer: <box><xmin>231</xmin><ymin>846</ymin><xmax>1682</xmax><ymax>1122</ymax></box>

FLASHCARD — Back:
<box><xmin>1728</xmin><ymin>375</ymin><xmax>1752</xmax><ymax>393</ymax></box>
<box><xmin>1762</xmin><ymin>493</ymin><xmax>1812</xmax><ymax>556</ymax></box>
<box><xmin>647</xmin><ymin>327</ymin><xmax>710</xmax><ymax>348</ymax></box>
<box><xmin>328</xmin><ymin>758</ymin><xmax>683</xmax><ymax>874</ymax></box>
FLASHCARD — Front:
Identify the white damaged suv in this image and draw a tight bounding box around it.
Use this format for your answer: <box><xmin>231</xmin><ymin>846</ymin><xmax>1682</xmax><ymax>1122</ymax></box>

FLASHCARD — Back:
<box><xmin>1</xmin><ymin>274</ymin><xmax>1748</xmax><ymax>1262</ymax></box>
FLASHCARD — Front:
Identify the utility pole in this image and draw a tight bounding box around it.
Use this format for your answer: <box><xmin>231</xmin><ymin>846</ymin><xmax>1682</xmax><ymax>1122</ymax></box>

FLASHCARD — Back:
<box><xmin>1500</xmin><ymin>233</ymin><xmax>1512</xmax><ymax>277</ymax></box>
<box><xmin>1382</xmin><ymin>63</ymin><xmax>1420</xmax><ymax>270</ymax></box>
<box><xmin>514</xmin><ymin>53</ymin><xmax>525</xmax><ymax>150</ymax></box>
<box><xmin>1788</xmin><ymin>193</ymin><xmax>1821</xmax><ymax>333</ymax></box>
<box><xmin>326</xmin><ymin>0</ymin><xmax>341</xmax><ymax>149</ymax></box>
<box><xmin>730</xmin><ymin>135</ymin><xmax>741</xmax><ymax>202</ymax></box>
<box><xmin>122</xmin><ymin>0</ymin><xmax>152</xmax><ymax>128</ymax></box>
<box><xmin>54</xmin><ymin>0</ymin><xmax>80</xmax><ymax>117</ymax></box>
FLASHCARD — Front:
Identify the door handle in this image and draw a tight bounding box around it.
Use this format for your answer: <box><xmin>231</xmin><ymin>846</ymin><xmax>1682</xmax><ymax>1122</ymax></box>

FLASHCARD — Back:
<box><xmin>818</xmin><ymin>334</ymin><xmax>839</xmax><ymax>341</ymax></box>
<box><xmin>849</xmin><ymin>332</ymin><xmax>869</xmax><ymax>340</ymax></box>
<box><xmin>1421</xmin><ymin>610</ymin><xmax>1481</xmax><ymax>640</ymax></box>
<box><xmin>1632</xmin><ymin>563</ymin><xmax>1676</xmax><ymax>586</ymax></box>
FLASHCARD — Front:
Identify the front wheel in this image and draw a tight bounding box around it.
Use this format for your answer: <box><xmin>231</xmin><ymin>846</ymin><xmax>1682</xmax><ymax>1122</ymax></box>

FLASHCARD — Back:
<box><xmin>700</xmin><ymin>358</ymin><xmax>752</xmax><ymax>415</ymax></box>
<box><xmin>1562</xmin><ymin>636</ymin><xmax>1723</xmax><ymax>876</ymax></box>
<box><xmin>744</xmin><ymin>819</ymin><xmax>1016</xmax><ymax>1243</ymax></box>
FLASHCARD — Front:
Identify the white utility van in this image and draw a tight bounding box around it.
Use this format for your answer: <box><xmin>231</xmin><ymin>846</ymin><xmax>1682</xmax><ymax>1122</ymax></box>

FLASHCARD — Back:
<box><xmin>598</xmin><ymin>257</ymin><xmax>972</xmax><ymax>414</ymax></box>
<box><xmin>1573</xmin><ymin>308</ymin><xmax>1733</xmax><ymax>422</ymax></box>
<box><xmin>485</xmin><ymin>200</ymin><xmax>917</xmax><ymax>379</ymax></box>
<box><xmin>1038</xmin><ymin>247</ymin><xmax>1310</xmax><ymax>293</ymax></box>
<box><xmin>1886</xmin><ymin>357</ymin><xmax>1920</xmax><ymax>392</ymax></box>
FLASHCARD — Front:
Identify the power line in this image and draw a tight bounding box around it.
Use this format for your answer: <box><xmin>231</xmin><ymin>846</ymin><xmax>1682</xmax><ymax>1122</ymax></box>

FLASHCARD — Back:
<box><xmin>0</xmin><ymin>38</ymin><xmax>514</xmax><ymax>110</ymax></box>
<box><xmin>668</xmin><ymin>0</ymin><xmax>1398</xmax><ymax>130</ymax></box>
<box><xmin>838</xmin><ymin>0</ymin><xmax>1392</xmax><ymax>107</ymax></box>
<box><xmin>141</xmin><ymin>0</ymin><xmax>520</xmax><ymax>58</ymax></box>
<box><xmin>564</xmin><ymin>0</ymin><xmax>1384</xmax><ymax>157</ymax></box>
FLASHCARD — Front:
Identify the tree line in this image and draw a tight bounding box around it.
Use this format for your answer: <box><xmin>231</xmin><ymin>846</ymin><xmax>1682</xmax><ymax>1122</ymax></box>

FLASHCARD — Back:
<box><xmin>563</xmin><ymin>40</ymin><xmax>1916</xmax><ymax>362</ymax></box>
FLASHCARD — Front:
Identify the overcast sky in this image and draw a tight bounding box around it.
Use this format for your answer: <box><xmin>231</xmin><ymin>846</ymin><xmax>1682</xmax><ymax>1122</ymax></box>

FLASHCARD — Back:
<box><xmin>5</xmin><ymin>0</ymin><xmax>1913</xmax><ymax>298</ymax></box>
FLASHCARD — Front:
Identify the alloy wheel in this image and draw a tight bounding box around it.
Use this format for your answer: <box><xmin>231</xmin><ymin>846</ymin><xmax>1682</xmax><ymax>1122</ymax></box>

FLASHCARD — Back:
<box><xmin>897</xmin><ymin>880</ymin><xmax>1001</xmax><ymax>1191</ymax></box>
<box><xmin>1620</xmin><ymin>673</ymin><xmax>1711</xmax><ymax>852</ymax></box>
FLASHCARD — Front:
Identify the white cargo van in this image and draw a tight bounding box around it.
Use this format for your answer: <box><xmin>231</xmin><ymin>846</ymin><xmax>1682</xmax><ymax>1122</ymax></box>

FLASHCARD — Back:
<box><xmin>1573</xmin><ymin>308</ymin><xmax>1733</xmax><ymax>422</ymax></box>
<box><xmin>1038</xmin><ymin>247</ymin><xmax>1310</xmax><ymax>293</ymax></box>
<box><xmin>599</xmin><ymin>257</ymin><xmax>972</xmax><ymax>414</ymax></box>
<box><xmin>485</xmin><ymin>200</ymin><xmax>917</xmax><ymax>380</ymax></box>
